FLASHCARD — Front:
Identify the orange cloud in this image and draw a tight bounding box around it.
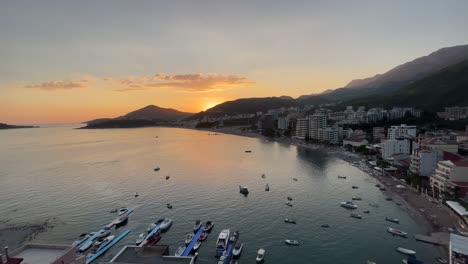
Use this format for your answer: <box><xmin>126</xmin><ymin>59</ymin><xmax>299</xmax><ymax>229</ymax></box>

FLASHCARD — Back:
<box><xmin>24</xmin><ymin>79</ymin><xmax>90</xmax><ymax>91</ymax></box>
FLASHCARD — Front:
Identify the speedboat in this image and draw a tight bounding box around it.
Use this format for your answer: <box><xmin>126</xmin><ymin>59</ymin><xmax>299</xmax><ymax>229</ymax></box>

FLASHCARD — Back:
<box><xmin>216</xmin><ymin>229</ymin><xmax>230</xmax><ymax>250</ymax></box>
<box><xmin>352</xmin><ymin>186</ymin><xmax>359</xmax><ymax>189</ymax></box>
<box><xmin>265</xmin><ymin>184</ymin><xmax>270</xmax><ymax>191</ymax></box>
<box><xmin>199</xmin><ymin>231</ymin><xmax>208</xmax><ymax>241</ymax></box>
<box><xmin>396</xmin><ymin>247</ymin><xmax>416</xmax><ymax>255</ymax></box>
<box><xmin>261</xmin><ymin>174</ymin><xmax>266</xmax><ymax>178</ymax></box>
<box><xmin>352</xmin><ymin>197</ymin><xmax>362</xmax><ymax>201</ymax></box>
<box><xmin>287</xmin><ymin>196</ymin><xmax>293</xmax><ymax>201</ymax></box>
<box><xmin>90</xmin><ymin>235</ymin><xmax>115</xmax><ymax>254</ymax></box>
<box><xmin>321</xmin><ymin>224</ymin><xmax>330</xmax><ymax>228</ymax></box>
<box><xmin>145</xmin><ymin>232</ymin><xmax>161</xmax><ymax>246</ymax></box>
<box><xmin>232</xmin><ymin>242</ymin><xmax>243</xmax><ymax>258</ymax></box>
<box><xmin>166</xmin><ymin>203</ymin><xmax>173</xmax><ymax>209</ymax></box>
<box><xmin>147</xmin><ymin>222</ymin><xmax>158</xmax><ymax>232</ymax></box>
<box><xmin>175</xmin><ymin>246</ymin><xmax>186</xmax><ymax>257</ymax></box>
<box><xmin>135</xmin><ymin>233</ymin><xmax>145</xmax><ymax>246</ymax></box>
<box><xmin>73</xmin><ymin>233</ymin><xmax>90</xmax><ymax>246</ymax></box>
<box><xmin>285</xmin><ymin>202</ymin><xmax>293</xmax><ymax>207</ymax></box>
<box><xmin>203</xmin><ymin>221</ymin><xmax>214</xmax><ymax>232</ymax></box>
<box><xmin>436</xmin><ymin>257</ymin><xmax>448</xmax><ymax>263</ymax></box>
<box><xmin>165</xmin><ymin>175</ymin><xmax>170</xmax><ymax>180</ymax></box>
<box><xmin>387</xmin><ymin>227</ymin><xmax>407</xmax><ymax>237</ymax></box>
<box><xmin>340</xmin><ymin>201</ymin><xmax>358</xmax><ymax>209</ymax></box>
<box><xmin>193</xmin><ymin>240</ymin><xmax>202</xmax><ymax>251</ymax></box>
<box><xmin>385</xmin><ymin>217</ymin><xmax>400</xmax><ymax>224</ymax></box>
<box><xmin>256</xmin><ymin>248</ymin><xmax>265</xmax><ymax>262</ymax></box>
<box><xmin>245</xmin><ymin>150</ymin><xmax>252</xmax><ymax>153</ymax></box>
<box><xmin>154</xmin><ymin>167</ymin><xmax>160</xmax><ymax>171</ymax></box>
<box><xmin>159</xmin><ymin>218</ymin><xmax>173</xmax><ymax>231</ymax></box>
<box><xmin>118</xmin><ymin>208</ymin><xmax>128</xmax><ymax>215</ymax></box>
<box><xmin>185</xmin><ymin>233</ymin><xmax>194</xmax><ymax>245</ymax></box>
<box><xmin>284</xmin><ymin>218</ymin><xmax>296</xmax><ymax>224</ymax></box>
<box><xmin>79</xmin><ymin>239</ymin><xmax>93</xmax><ymax>252</ymax></box>
<box><xmin>229</xmin><ymin>231</ymin><xmax>239</xmax><ymax>242</ymax></box>
<box><xmin>114</xmin><ymin>214</ymin><xmax>129</xmax><ymax>228</ymax></box>
<box><xmin>239</xmin><ymin>186</ymin><xmax>249</xmax><ymax>194</ymax></box>
<box><xmin>292</xmin><ymin>178</ymin><xmax>298</xmax><ymax>181</ymax></box>
<box><xmin>350</xmin><ymin>213</ymin><xmax>362</xmax><ymax>219</ymax></box>
<box><xmin>338</xmin><ymin>175</ymin><xmax>347</xmax><ymax>179</ymax></box>
<box><xmin>95</xmin><ymin>229</ymin><xmax>111</xmax><ymax>239</ymax></box>
<box><xmin>285</xmin><ymin>240</ymin><xmax>300</xmax><ymax>246</ymax></box>
<box><xmin>193</xmin><ymin>220</ymin><xmax>202</xmax><ymax>232</ymax></box>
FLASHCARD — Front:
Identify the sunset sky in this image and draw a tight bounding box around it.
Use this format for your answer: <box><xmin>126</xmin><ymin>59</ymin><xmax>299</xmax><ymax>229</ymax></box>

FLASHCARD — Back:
<box><xmin>2</xmin><ymin>1</ymin><xmax>468</xmax><ymax>124</ymax></box>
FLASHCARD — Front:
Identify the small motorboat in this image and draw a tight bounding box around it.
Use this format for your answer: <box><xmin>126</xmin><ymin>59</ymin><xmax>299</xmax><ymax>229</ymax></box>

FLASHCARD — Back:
<box><xmin>118</xmin><ymin>208</ymin><xmax>128</xmax><ymax>215</ymax></box>
<box><xmin>321</xmin><ymin>224</ymin><xmax>330</xmax><ymax>228</ymax></box>
<box><xmin>292</xmin><ymin>178</ymin><xmax>298</xmax><ymax>181</ymax></box>
<box><xmin>338</xmin><ymin>175</ymin><xmax>347</xmax><ymax>179</ymax></box>
<box><xmin>350</xmin><ymin>213</ymin><xmax>362</xmax><ymax>219</ymax></box>
<box><xmin>114</xmin><ymin>214</ymin><xmax>129</xmax><ymax>228</ymax></box>
<box><xmin>239</xmin><ymin>185</ymin><xmax>249</xmax><ymax>194</ymax></box>
<box><xmin>340</xmin><ymin>201</ymin><xmax>358</xmax><ymax>209</ymax></box>
<box><xmin>185</xmin><ymin>233</ymin><xmax>194</xmax><ymax>245</ymax></box>
<box><xmin>154</xmin><ymin>167</ymin><xmax>160</xmax><ymax>171</ymax></box>
<box><xmin>109</xmin><ymin>209</ymin><xmax>118</xmax><ymax>213</ymax></box>
<box><xmin>165</xmin><ymin>175</ymin><xmax>170</xmax><ymax>180</ymax></box>
<box><xmin>352</xmin><ymin>186</ymin><xmax>359</xmax><ymax>189</ymax></box>
<box><xmin>285</xmin><ymin>202</ymin><xmax>293</xmax><ymax>207</ymax></box>
<box><xmin>375</xmin><ymin>184</ymin><xmax>381</xmax><ymax>187</ymax></box>
<box><xmin>232</xmin><ymin>242</ymin><xmax>243</xmax><ymax>258</ymax></box>
<box><xmin>396</xmin><ymin>247</ymin><xmax>416</xmax><ymax>255</ymax></box>
<box><xmin>175</xmin><ymin>245</ymin><xmax>186</xmax><ymax>257</ymax></box>
<box><xmin>166</xmin><ymin>203</ymin><xmax>173</xmax><ymax>209</ymax></box>
<box><xmin>386</xmin><ymin>197</ymin><xmax>393</xmax><ymax>201</ymax></box>
<box><xmin>229</xmin><ymin>231</ymin><xmax>239</xmax><ymax>243</ymax></box>
<box><xmin>79</xmin><ymin>239</ymin><xmax>93</xmax><ymax>252</ymax></box>
<box><xmin>245</xmin><ymin>150</ymin><xmax>252</xmax><ymax>153</ymax></box>
<box><xmin>261</xmin><ymin>173</ymin><xmax>266</xmax><ymax>178</ymax></box>
<box><xmin>352</xmin><ymin>197</ymin><xmax>362</xmax><ymax>201</ymax></box>
<box><xmin>287</xmin><ymin>196</ymin><xmax>293</xmax><ymax>201</ymax></box>
<box><xmin>73</xmin><ymin>233</ymin><xmax>90</xmax><ymax>246</ymax></box>
<box><xmin>159</xmin><ymin>218</ymin><xmax>173</xmax><ymax>231</ymax></box>
<box><xmin>193</xmin><ymin>220</ymin><xmax>202</xmax><ymax>232</ymax></box>
<box><xmin>265</xmin><ymin>184</ymin><xmax>270</xmax><ymax>191</ymax></box>
<box><xmin>95</xmin><ymin>229</ymin><xmax>111</xmax><ymax>239</ymax></box>
<box><xmin>134</xmin><ymin>192</ymin><xmax>139</xmax><ymax>197</ymax></box>
<box><xmin>436</xmin><ymin>257</ymin><xmax>448</xmax><ymax>263</ymax></box>
<box><xmin>193</xmin><ymin>240</ymin><xmax>202</xmax><ymax>251</ymax></box>
<box><xmin>90</xmin><ymin>235</ymin><xmax>115</xmax><ymax>254</ymax></box>
<box><xmin>284</xmin><ymin>218</ymin><xmax>296</xmax><ymax>224</ymax></box>
<box><xmin>216</xmin><ymin>229</ymin><xmax>231</xmax><ymax>251</ymax></box>
<box><xmin>199</xmin><ymin>231</ymin><xmax>208</xmax><ymax>241</ymax></box>
<box><xmin>385</xmin><ymin>217</ymin><xmax>400</xmax><ymax>224</ymax></box>
<box><xmin>387</xmin><ymin>227</ymin><xmax>407</xmax><ymax>237</ymax></box>
<box><xmin>147</xmin><ymin>222</ymin><xmax>157</xmax><ymax>232</ymax></box>
<box><xmin>135</xmin><ymin>233</ymin><xmax>145</xmax><ymax>246</ymax></box>
<box><xmin>203</xmin><ymin>221</ymin><xmax>214</xmax><ymax>232</ymax></box>
<box><xmin>256</xmin><ymin>248</ymin><xmax>265</xmax><ymax>262</ymax></box>
<box><xmin>363</xmin><ymin>210</ymin><xmax>370</xmax><ymax>214</ymax></box>
<box><xmin>285</xmin><ymin>240</ymin><xmax>300</xmax><ymax>246</ymax></box>
<box><xmin>145</xmin><ymin>232</ymin><xmax>161</xmax><ymax>246</ymax></box>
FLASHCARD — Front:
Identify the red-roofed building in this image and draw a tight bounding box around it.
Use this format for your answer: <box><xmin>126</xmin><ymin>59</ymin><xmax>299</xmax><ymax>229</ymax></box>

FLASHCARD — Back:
<box><xmin>343</xmin><ymin>137</ymin><xmax>368</xmax><ymax>147</ymax></box>
<box><xmin>430</xmin><ymin>158</ymin><xmax>468</xmax><ymax>200</ymax></box>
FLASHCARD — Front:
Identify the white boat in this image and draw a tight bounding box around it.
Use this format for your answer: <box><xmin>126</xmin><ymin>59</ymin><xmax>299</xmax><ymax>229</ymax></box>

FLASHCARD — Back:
<box><xmin>232</xmin><ymin>243</ymin><xmax>243</xmax><ymax>258</ymax></box>
<box><xmin>147</xmin><ymin>222</ymin><xmax>157</xmax><ymax>232</ymax></box>
<box><xmin>185</xmin><ymin>233</ymin><xmax>194</xmax><ymax>245</ymax></box>
<box><xmin>239</xmin><ymin>186</ymin><xmax>249</xmax><ymax>194</ymax></box>
<box><xmin>256</xmin><ymin>248</ymin><xmax>265</xmax><ymax>262</ymax></box>
<box><xmin>175</xmin><ymin>245</ymin><xmax>186</xmax><ymax>256</ymax></box>
<box><xmin>118</xmin><ymin>208</ymin><xmax>128</xmax><ymax>215</ymax></box>
<box><xmin>216</xmin><ymin>229</ymin><xmax>230</xmax><ymax>250</ymax></box>
<box><xmin>352</xmin><ymin>197</ymin><xmax>362</xmax><ymax>201</ymax></box>
<box><xmin>135</xmin><ymin>233</ymin><xmax>145</xmax><ymax>245</ymax></box>
<box><xmin>73</xmin><ymin>233</ymin><xmax>90</xmax><ymax>246</ymax></box>
<box><xmin>160</xmin><ymin>218</ymin><xmax>173</xmax><ymax>231</ymax></box>
<box><xmin>230</xmin><ymin>231</ymin><xmax>239</xmax><ymax>242</ymax></box>
<box><xmin>79</xmin><ymin>239</ymin><xmax>93</xmax><ymax>252</ymax></box>
<box><xmin>396</xmin><ymin>247</ymin><xmax>416</xmax><ymax>255</ymax></box>
<box><xmin>95</xmin><ymin>229</ymin><xmax>111</xmax><ymax>239</ymax></box>
<box><xmin>284</xmin><ymin>218</ymin><xmax>296</xmax><ymax>224</ymax></box>
<box><xmin>340</xmin><ymin>201</ymin><xmax>358</xmax><ymax>209</ymax></box>
<box><xmin>193</xmin><ymin>240</ymin><xmax>202</xmax><ymax>251</ymax></box>
<box><xmin>193</xmin><ymin>220</ymin><xmax>202</xmax><ymax>232</ymax></box>
<box><xmin>285</xmin><ymin>239</ymin><xmax>300</xmax><ymax>246</ymax></box>
<box><xmin>203</xmin><ymin>221</ymin><xmax>214</xmax><ymax>232</ymax></box>
<box><xmin>385</xmin><ymin>217</ymin><xmax>400</xmax><ymax>224</ymax></box>
<box><xmin>387</xmin><ymin>227</ymin><xmax>407</xmax><ymax>237</ymax></box>
<box><xmin>350</xmin><ymin>213</ymin><xmax>362</xmax><ymax>219</ymax></box>
<box><xmin>90</xmin><ymin>235</ymin><xmax>115</xmax><ymax>253</ymax></box>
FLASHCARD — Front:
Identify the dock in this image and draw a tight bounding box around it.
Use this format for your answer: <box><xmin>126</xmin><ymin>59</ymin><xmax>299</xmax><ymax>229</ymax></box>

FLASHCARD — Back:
<box><xmin>414</xmin><ymin>232</ymin><xmax>449</xmax><ymax>246</ymax></box>
<box><xmin>181</xmin><ymin>226</ymin><xmax>204</xmax><ymax>256</ymax></box>
<box><xmin>86</xmin><ymin>229</ymin><xmax>131</xmax><ymax>263</ymax></box>
<box><xmin>221</xmin><ymin>235</ymin><xmax>237</xmax><ymax>264</ymax></box>
<box><xmin>77</xmin><ymin>209</ymin><xmax>134</xmax><ymax>249</ymax></box>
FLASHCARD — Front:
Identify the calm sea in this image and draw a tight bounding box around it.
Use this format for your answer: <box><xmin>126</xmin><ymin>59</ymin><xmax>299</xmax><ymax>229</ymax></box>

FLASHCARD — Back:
<box><xmin>0</xmin><ymin>125</ymin><xmax>440</xmax><ymax>263</ymax></box>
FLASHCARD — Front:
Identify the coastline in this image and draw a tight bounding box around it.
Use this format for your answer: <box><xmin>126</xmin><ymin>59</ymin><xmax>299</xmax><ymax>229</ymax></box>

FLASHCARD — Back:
<box><xmin>196</xmin><ymin>126</ymin><xmax>463</xmax><ymax>256</ymax></box>
<box><xmin>0</xmin><ymin>221</ymin><xmax>53</xmax><ymax>250</ymax></box>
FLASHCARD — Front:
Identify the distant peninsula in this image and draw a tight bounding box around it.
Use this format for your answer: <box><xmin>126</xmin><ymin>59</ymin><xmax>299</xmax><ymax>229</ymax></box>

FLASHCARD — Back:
<box><xmin>0</xmin><ymin>123</ymin><xmax>38</xmax><ymax>129</ymax></box>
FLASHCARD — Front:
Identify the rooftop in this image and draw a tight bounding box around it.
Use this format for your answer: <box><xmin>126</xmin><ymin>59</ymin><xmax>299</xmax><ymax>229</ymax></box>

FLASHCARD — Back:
<box><xmin>343</xmin><ymin>137</ymin><xmax>367</xmax><ymax>143</ymax></box>
<box><xmin>106</xmin><ymin>245</ymin><xmax>194</xmax><ymax>264</ymax></box>
<box><xmin>446</xmin><ymin>201</ymin><xmax>468</xmax><ymax>216</ymax></box>
<box><xmin>451</xmin><ymin>234</ymin><xmax>468</xmax><ymax>256</ymax></box>
<box><xmin>10</xmin><ymin>244</ymin><xmax>75</xmax><ymax>264</ymax></box>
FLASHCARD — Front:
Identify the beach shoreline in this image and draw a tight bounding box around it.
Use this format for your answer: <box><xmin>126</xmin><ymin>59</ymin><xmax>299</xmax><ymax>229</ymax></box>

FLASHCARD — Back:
<box><xmin>0</xmin><ymin>221</ymin><xmax>54</xmax><ymax>250</ymax></box>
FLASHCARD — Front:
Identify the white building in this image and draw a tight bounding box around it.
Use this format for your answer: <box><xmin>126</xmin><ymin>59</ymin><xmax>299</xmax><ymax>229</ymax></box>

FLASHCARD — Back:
<box><xmin>430</xmin><ymin>159</ymin><xmax>468</xmax><ymax>199</ymax></box>
<box><xmin>382</xmin><ymin>139</ymin><xmax>418</xmax><ymax>159</ymax></box>
<box><xmin>318</xmin><ymin>126</ymin><xmax>343</xmax><ymax>144</ymax></box>
<box><xmin>277</xmin><ymin>116</ymin><xmax>289</xmax><ymax>130</ymax></box>
<box><xmin>409</xmin><ymin>148</ymin><xmax>442</xmax><ymax>177</ymax></box>
<box><xmin>343</xmin><ymin>137</ymin><xmax>369</xmax><ymax>147</ymax></box>
<box><xmin>295</xmin><ymin>117</ymin><xmax>309</xmax><ymax>139</ymax></box>
<box><xmin>387</xmin><ymin>124</ymin><xmax>417</xmax><ymax>140</ymax></box>
<box><xmin>308</xmin><ymin>114</ymin><xmax>327</xmax><ymax>140</ymax></box>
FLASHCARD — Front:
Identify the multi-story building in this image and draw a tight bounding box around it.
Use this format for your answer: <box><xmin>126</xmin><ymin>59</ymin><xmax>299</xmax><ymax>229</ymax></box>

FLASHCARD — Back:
<box><xmin>387</xmin><ymin>124</ymin><xmax>417</xmax><ymax>140</ymax></box>
<box><xmin>318</xmin><ymin>126</ymin><xmax>343</xmax><ymax>144</ymax></box>
<box><xmin>382</xmin><ymin>138</ymin><xmax>419</xmax><ymax>159</ymax></box>
<box><xmin>373</xmin><ymin>127</ymin><xmax>386</xmax><ymax>142</ymax></box>
<box><xmin>366</xmin><ymin>108</ymin><xmax>387</xmax><ymax>123</ymax></box>
<box><xmin>430</xmin><ymin>159</ymin><xmax>468</xmax><ymax>199</ymax></box>
<box><xmin>277</xmin><ymin>116</ymin><xmax>290</xmax><ymax>130</ymax></box>
<box><xmin>409</xmin><ymin>147</ymin><xmax>451</xmax><ymax>177</ymax></box>
<box><xmin>308</xmin><ymin>114</ymin><xmax>327</xmax><ymax>140</ymax></box>
<box><xmin>295</xmin><ymin>117</ymin><xmax>309</xmax><ymax>139</ymax></box>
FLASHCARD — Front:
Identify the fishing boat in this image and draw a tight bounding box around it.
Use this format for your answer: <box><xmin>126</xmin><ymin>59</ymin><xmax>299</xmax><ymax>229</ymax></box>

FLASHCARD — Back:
<box><xmin>135</xmin><ymin>233</ymin><xmax>145</xmax><ymax>246</ymax></box>
<box><xmin>352</xmin><ymin>186</ymin><xmax>359</xmax><ymax>189</ymax></box>
<box><xmin>338</xmin><ymin>175</ymin><xmax>347</xmax><ymax>179</ymax></box>
<box><xmin>340</xmin><ymin>201</ymin><xmax>358</xmax><ymax>209</ymax></box>
<box><xmin>154</xmin><ymin>167</ymin><xmax>160</xmax><ymax>171</ymax></box>
<box><xmin>396</xmin><ymin>247</ymin><xmax>416</xmax><ymax>255</ymax></box>
<box><xmin>350</xmin><ymin>213</ymin><xmax>362</xmax><ymax>219</ymax></box>
<box><xmin>385</xmin><ymin>217</ymin><xmax>400</xmax><ymax>224</ymax></box>
<box><xmin>165</xmin><ymin>175</ymin><xmax>170</xmax><ymax>180</ymax></box>
<box><xmin>363</xmin><ymin>210</ymin><xmax>370</xmax><ymax>214</ymax></box>
<box><xmin>193</xmin><ymin>240</ymin><xmax>202</xmax><ymax>251</ymax></box>
<box><xmin>185</xmin><ymin>233</ymin><xmax>194</xmax><ymax>245</ymax></box>
<box><xmin>118</xmin><ymin>208</ymin><xmax>128</xmax><ymax>215</ymax></box>
<box><xmin>285</xmin><ymin>202</ymin><xmax>293</xmax><ymax>207</ymax></box>
<box><xmin>321</xmin><ymin>224</ymin><xmax>330</xmax><ymax>228</ymax></box>
<box><xmin>232</xmin><ymin>242</ymin><xmax>243</xmax><ymax>258</ymax></box>
<box><xmin>159</xmin><ymin>218</ymin><xmax>173</xmax><ymax>231</ymax></box>
<box><xmin>287</xmin><ymin>196</ymin><xmax>293</xmax><ymax>201</ymax></box>
<box><xmin>436</xmin><ymin>257</ymin><xmax>448</xmax><ymax>263</ymax></box>
<box><xmin>199</xmin><ymin>231</ymin><xmax>208</xmax><ymax>241</ymax></box>
<box><xmin>203</xmin><ymin>221</ymin><xmax>214</xmax><ymax>232</ymax></box>
<box><xmin>166</xmin><ymin>203</ymin><xmax>173</xmax><ymax>209</ymax></box>
<box><xmin>285</xmin><ymin>240</ymin><xmax>300</xmax><ymax>246</ymax></box>
<box><xmin>216</xmin><ymin>229</ymin><xmax>230</xmax><ymax>250</ymax></box>
<box><xmin>175</xmin><ymin>246</ymin><xmax>186</xmax><ymax>257</ymax></box>
<box><xmin>284</xmin><ymin>218</ymin><xmax>296</xmax><ymax>224</ymax></box>
<box><xmin>387</xmin><ymin>227</ymin><xmax>407</xmax><ymax>237</ymax></box>
<box><xmin>265</xmin><ymin>184</ymin><xmax>270</xmax><ymax>191</ymax></box>
<box><xmin>352</xmin><ymin>197</ymin><xmax>362</xmax><ymax>201</ymax></box>
<box><xmin>239</xmin><ymin>186</ymin><xmax>249</xmax><ymax>194</ymax></box>
<box><xmin>193</xmin><ymin>220</ymin><xmax>202</xmax><ymax>232</ymax></box>
<box><xmin>256</xmin><ymin>248</ymin><xmax>265</xmax><ymax>262</ymax></box>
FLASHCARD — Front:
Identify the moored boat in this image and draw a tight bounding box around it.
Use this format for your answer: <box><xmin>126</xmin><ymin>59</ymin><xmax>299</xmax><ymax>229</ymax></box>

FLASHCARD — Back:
<box><xmin>185</xmin><ymin>233</ymin><xmax>194</xmax><ymax>245</ymax></box>
<box><xmin>73</xmin><ymin>233</ymin><xmax>90</xmax><ymax>246</ymax></box>
<box><xmin>175</xmin><ymin>245</ymin><xmax>186</xmax><ymax>257</ymax></box>
<box><xmin>193</xmin><ymin>240</ymin><xmax>202</xmax><ymax>251</ymax></box>
<box><xmin>79</xmin><ymin>239</ymin><xmax>94</xmax><ymax>252</ymax></box>
<box><xmin>396</xmin><ymin>247</ymin><xmax>416</xmax><ymax>255</ymax></box>
<box><xmin>114</xmin><ymin>214</ymin><xmax>129</xmax><ymax>228</ymax></box>
<box><xmin>166</xmin><ymin>203</ymin><xmax>173</xmax><ymax>209</ymax></box>
<box><xmin>285</xmin><ymin>239</ymin><xmax>300</xmax><ymax>246</ymax></box>
<box><xmin>284</xmin><ymin>218</ymin><xmax>296</xmax><ymax>224</ymax></box>
<box><xmin>256</xmin><ymin>248</ymin><xmax>265</xmax><ymax>262</ymax></box>
<box><xmin>385</xmin><ymin>217</ymin><xmax>400</xmax><ymax>224</ymax></box>
<box><xmin>147</xmin><ymin>222</ymin><xmax>158</xmax><ymax>232</ymax></box>
<box><xmin>265</xmin><ymin>184</ymin><xmax>270</xmax><ymax>191</ymax></box>
<box><xmin>340</xmin><ymin>201</ymin><xmax>358</xmax><ymax>209</ymax></box>
<box><xmin>135</xmin><ymin>233</ymin><xmax>145</xmax><ymax>246</ymax></box>
<box><xmin>199</xmin><ymin>231</ymin><xmax>208</xmax><ymax>241</ymax></box>
<box><xmin>159</xmin><ymin>218</ymin><xmax>173</xmax><ymax>231</ymax></box>
<box><xmin>216</xmin><ymin>229</ymin><xmax>230</xmax><ymax>251</ymax></box>
<box><xmin>239</xmin><ymin>185</ymin><xmax>249</xmax><ymax>194</ymax></box>
<box><xmin>145</xmin><ymin>232</ymin><xmax>161</xmax><ymax>246</ymax></box>
<box><xmin>90</xmin><ymin>235</ymin><xmax>115</xmax><ymax>254</ymax></box>
<box><xmin>230</xmin><ymin>230</ymin><xmax>239</xmax><ymax>242</ymax></box>
<box><xmin>387</xmin><ymin>227</ymin><xmax>407</xmax><ymax>237</ymax></box>
<box><xmin>232</xmin><ymin>242</ymin><xmax>243</xmax><ymax>258</ymax></box>
<box><xmin>193</xmin><ymin>220</ymin><xmax>202</xmax><ymax>232</ymax></box>
<box><xmin>118</xmin><ymin>208</ymin><xmax>128</xmax><ymax>215</ymax></box>
<box><xmin>350</xmin><ymin>213</ymin><xmax>362</xmax><ymax>219</ymax></box>
<box><xmin>203</xmin><ymin>221</ymin><xmax>214</xmax><ymax>232</ymax></box>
